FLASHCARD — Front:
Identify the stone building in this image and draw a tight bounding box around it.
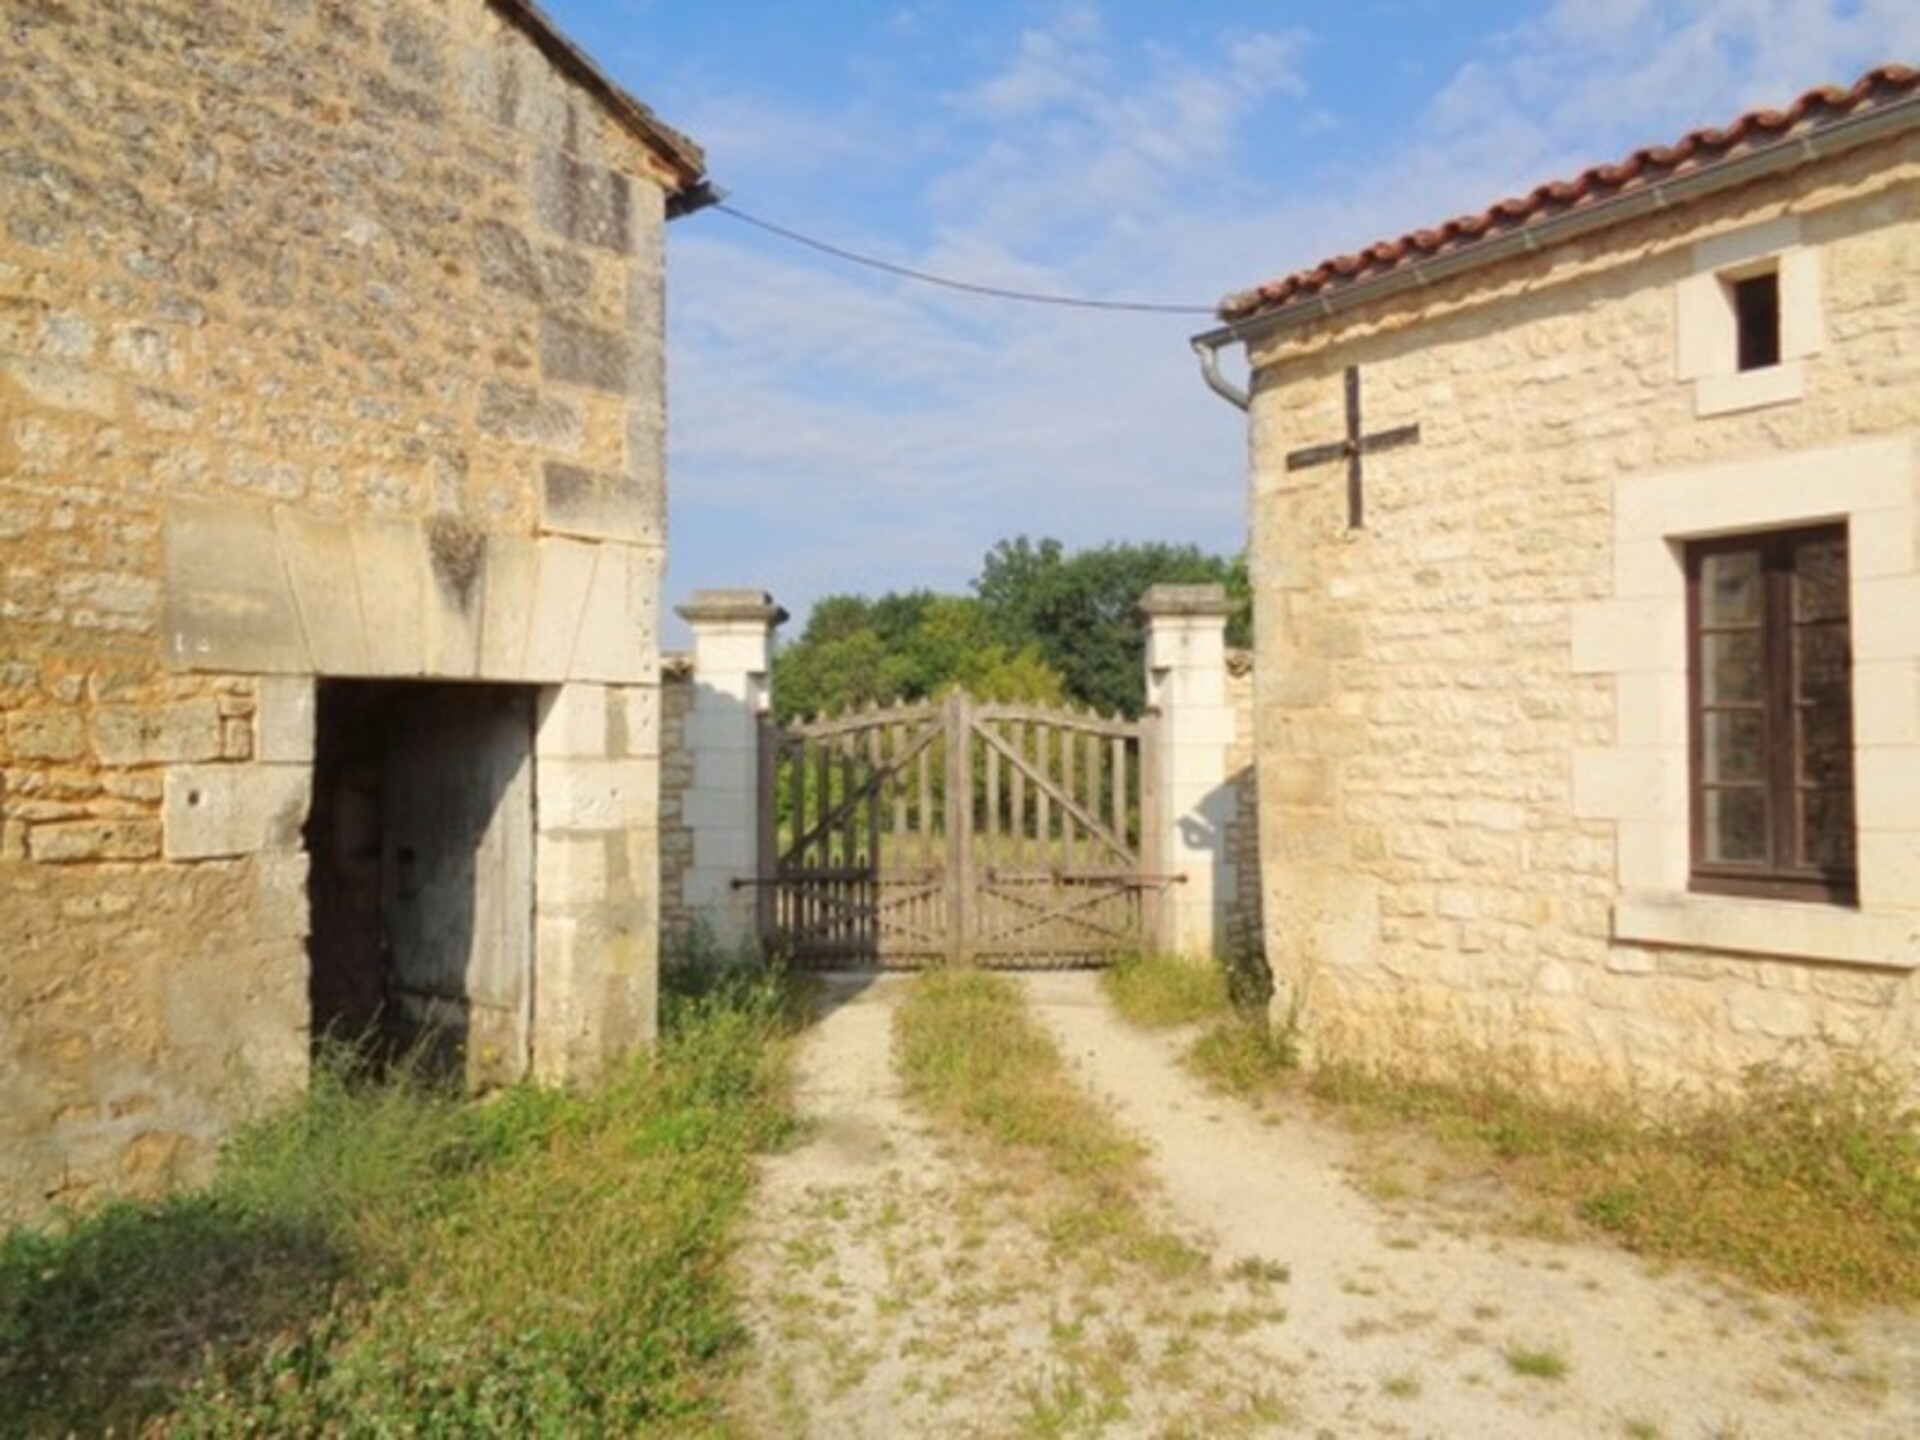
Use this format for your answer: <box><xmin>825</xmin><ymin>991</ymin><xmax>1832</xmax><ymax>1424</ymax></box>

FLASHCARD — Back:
<box><xmin>1193</xmin><ymin>68</ymin><xmax>1920</xmax><ymax>1097</ymax></box>
<box><xmin>1</xmin><ymin>0</ymin><xmax>708</xmax><ymax>1218</ymax></box>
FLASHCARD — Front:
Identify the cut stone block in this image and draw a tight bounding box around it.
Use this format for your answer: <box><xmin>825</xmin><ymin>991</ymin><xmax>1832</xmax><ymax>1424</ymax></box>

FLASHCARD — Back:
<box><xmin>163</xmin><ymin>502</ymin><xmax>308</xmax><ymax>674</ymax></box>
<box><xmin>164</xmin><ymin>764</ymin><xmax>311</xmax><ymax>860</ymax></box>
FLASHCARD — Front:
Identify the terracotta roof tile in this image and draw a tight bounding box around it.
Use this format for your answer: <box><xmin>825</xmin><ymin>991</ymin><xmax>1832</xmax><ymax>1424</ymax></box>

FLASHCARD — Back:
<box><xmin>1218</xmin><ymin>64</ymin><xmax>1919</xmax><ymax>323</ymax></box>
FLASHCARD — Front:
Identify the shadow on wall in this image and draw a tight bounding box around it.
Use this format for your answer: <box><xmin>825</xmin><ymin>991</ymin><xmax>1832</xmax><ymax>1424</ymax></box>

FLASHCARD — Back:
<box><xmin>305</xmin><ymin>680</ymin><xmax>535</xmax><ymax>1085</ymax></box>
<box><xmin>658</xmin><ymin>665</ymin><xmax>764</xmax><ymax>959</ymax></box>
<box><xmin>1175</xmin><ymin>766</ymin><xmax>1268</xmax><ymax>995</ymax></box>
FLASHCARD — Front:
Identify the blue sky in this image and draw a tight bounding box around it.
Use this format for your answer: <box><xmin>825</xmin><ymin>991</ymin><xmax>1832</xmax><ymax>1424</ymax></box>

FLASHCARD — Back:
<box><xmin>538</xmin><ymin>1</ymin><xmax>1917</xmax><ymax>640</ymax></box>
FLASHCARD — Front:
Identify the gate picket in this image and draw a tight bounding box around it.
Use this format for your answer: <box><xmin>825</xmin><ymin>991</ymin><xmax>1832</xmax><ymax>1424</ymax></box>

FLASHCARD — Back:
<box><xmin>761</xmin><ymin>692</ymin><xmax>1159</xmax><ymax>969</ymax></box>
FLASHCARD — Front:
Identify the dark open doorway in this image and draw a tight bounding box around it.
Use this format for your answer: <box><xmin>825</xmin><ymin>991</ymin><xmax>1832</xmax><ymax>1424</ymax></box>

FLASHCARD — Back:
<box><xmin>305</xmin><ymin>680</ymin><xmax>536</xmax><ymax>1086</ymax></box>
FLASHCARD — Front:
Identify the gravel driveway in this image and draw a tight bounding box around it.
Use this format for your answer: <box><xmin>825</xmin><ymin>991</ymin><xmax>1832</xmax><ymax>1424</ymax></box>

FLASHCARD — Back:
<box><xmin>728</xmin><ymin>971</ymin><xmax>1920</xmax><ymax>1438</ymax></box>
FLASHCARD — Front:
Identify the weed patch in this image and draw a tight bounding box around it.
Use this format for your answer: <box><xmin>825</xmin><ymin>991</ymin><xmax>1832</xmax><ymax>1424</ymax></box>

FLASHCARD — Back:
<box><xmin>1101</xmin><ymin>953</ymin><xmax>1295</xmax><ymax>1098</ymax></box>
<box><xmin>895</xmin><ymin>968</ymin><xmax>1205</xmax><ymax>1283</ymax></box>
<box><xmin>1308</xmin><ymin>1054</ymin><xmax>1920</xmax><ymax>1306</ymax></box>
<box><xmin>1190</xmin><ymin>1015</ymin><xmax>1297</xmax><ymax>1094</ymax></box>
<box><xmin>0</xmin><ymin>959</ymin><xmax>802</xmax><ymax>1436</ymax></box>
<box><xmin>1104</xmin><ymin>953</ymin><xmax>1231</xmax><ymax>1028</ymax></box>
<box><xmin>1504</xmin><ymin>1343</ymin><xmax>1571</xmax><ymax>1381</ymax></box>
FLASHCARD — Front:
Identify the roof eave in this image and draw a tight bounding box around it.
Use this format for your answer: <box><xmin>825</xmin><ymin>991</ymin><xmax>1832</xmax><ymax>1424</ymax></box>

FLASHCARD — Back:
<box><xmin>487</xmin><ymin>0</ymin><xmax>707</xmax><ymax>194</ymax></box>
<box><xmin>1195</xmin><ymin>88</ymin><xmax>1920</xmax><ymax>354</ymax></box>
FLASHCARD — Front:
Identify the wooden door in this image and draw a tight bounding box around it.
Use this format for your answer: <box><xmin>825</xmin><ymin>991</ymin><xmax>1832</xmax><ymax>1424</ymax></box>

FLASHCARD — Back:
<box><xmin>380</xmin><ymin>685</ymin><xmax>534</xmax><ymax>1086</ymax></box>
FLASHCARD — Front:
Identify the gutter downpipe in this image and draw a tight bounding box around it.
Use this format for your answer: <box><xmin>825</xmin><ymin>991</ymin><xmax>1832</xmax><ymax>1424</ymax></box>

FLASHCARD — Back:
<box><xmin>1187</xmin><ymin>93</ymin><xmax>1920</xmax><ymax>408</ymax></box>
<box><xmin>1190</xmin><ymin>332</ymin><xmax>1249</xmax><ymax>411</ymax></box>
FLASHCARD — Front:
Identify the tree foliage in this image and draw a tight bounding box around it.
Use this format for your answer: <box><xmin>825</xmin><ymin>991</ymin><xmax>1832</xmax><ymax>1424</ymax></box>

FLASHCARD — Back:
<box><xmin>772</xmin><ymin>538</ymin><xmax>1248</xmax><ymax>723</ymax></box>
<box><xmin>771</xmin><ymin>591</ymin><xmax>1065</xmax><ymax>723</ymax></box>
<box><xmin>974</xmin><ymin>537</ymin><xmax>1248</xmax><ymax>718</ymax></box>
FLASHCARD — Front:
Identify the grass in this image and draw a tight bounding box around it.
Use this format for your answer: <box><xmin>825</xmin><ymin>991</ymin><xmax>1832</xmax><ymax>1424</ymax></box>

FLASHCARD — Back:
<box><xmin>1504</xmin><ymin>1343</ymin><xmax>1571</xmax><ymax>1381</ymax></box>
<box><xmin>1103</xmin><ymin>952</ymin><xmax>1232</xmax><ymax>1028</ymax></box>
<box><xmin>0</xmin><ymin>950</ymin><xmax>803</xmax><ymax>1437</ymax></box>
<box><xmin>1102</xmin><ymin>952</ymin><xmax>1295</xmax><ymax>1096</ymax></box>
<box><xmin>893</xmin><ymin>966</ymin><xmax>1205</xmax><ymax>1283</ymax></box>
<box><xmin>1310</xmin><ymin>1052</ymin><xmax>1920</xmax><ymax>1307</ymax></box>
<box><xmin>1105</xmin><ymin>955</ymin><xmax>1920</xmax><ymax>1307</ymax></box>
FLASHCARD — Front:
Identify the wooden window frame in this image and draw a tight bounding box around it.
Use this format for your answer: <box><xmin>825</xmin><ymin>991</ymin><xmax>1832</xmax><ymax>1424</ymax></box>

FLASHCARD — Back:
<box><xmin>1685</xmin><ymin>524</ymin><xmax>1856</xmax><ymax>905</ymax></box>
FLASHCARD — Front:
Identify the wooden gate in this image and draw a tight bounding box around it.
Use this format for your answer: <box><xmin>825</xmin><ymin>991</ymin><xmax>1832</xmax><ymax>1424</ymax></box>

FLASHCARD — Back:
<box><xmin>758</xmin><ymin>691</ymin><xmax>1162</xmax><ymax>968</ymax></box>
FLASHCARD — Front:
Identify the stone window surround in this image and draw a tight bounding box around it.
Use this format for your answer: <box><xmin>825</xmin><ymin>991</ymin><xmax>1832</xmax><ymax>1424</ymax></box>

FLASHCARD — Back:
<box><xmin>1675</xmin><ymin>214</ymin><xmax>1823</xmax><ymax>418</ymax></box>
<box><xmin>1572</xmin><ymin>435</ymin><xmax>1920</xmax><ymax>971</ymax></box>
<box><xmin>1683</xmin><ymin>523</ymin><xmax>1856</xmax><ymax>905</ymax></box>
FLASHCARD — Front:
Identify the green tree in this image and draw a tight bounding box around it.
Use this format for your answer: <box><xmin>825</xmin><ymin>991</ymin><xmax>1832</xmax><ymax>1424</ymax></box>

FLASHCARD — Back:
<box><xmin>974</xmin><ymin>537</ymin><xmax>1249</xmax><ymax>718</ymax></box>
<box><xmin>771</xmin><ymin>538</ymin><xmax>1248</xmax><ymax>723</ymax></box>
<box><xmin>771</xmin><ymin>591</ymin><xmax>1066</xmax><ymax>722</ymax></box>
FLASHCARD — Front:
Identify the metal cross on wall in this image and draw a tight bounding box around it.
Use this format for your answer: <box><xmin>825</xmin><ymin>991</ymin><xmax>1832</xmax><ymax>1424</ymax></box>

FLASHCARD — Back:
<box><xmin>1283</xmin><ymin>365</ymin><xmax>1421</xmax><ymax>529</ymax></box>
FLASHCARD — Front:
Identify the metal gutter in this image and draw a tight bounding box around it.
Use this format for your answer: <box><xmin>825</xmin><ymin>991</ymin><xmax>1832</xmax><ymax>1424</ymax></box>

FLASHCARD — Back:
<box><xmin>1190</xmin><ymin>91</ymin><xmax>1920</xmax><ymax>379</ymax></box>
<box><xmin>1190</xmin><ymin>334</ymin><xmax>1250</xmax><ymax>410</ymax></box>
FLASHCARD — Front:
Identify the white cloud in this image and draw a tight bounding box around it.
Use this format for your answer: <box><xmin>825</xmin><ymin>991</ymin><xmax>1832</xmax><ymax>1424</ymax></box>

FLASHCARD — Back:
<box><xmin>655</xmin><ymin>0</ymin><xmax>1916</xmax><ymax>633</ymax></box>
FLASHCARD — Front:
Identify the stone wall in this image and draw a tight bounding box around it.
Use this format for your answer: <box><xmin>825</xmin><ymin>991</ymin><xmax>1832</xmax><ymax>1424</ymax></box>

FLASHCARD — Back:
<box><xmin>658</xmin><ymin>656</ymin><xmax>696</xmax><ymax>951</ymax></box>
<box><xmin>1223</xmin><ymin>651</ymin><xmax>1262</xmax><ymax>960</ymax></box>
<box><xmin>1246</xmin><ymin>134</ymin><xmax>1920</xmax><ymax>1098</ymax></box>
<box><xmin>1</xmin><ymin>0</ymin><xmax>694</xmax><ymax>1219</ymax></box>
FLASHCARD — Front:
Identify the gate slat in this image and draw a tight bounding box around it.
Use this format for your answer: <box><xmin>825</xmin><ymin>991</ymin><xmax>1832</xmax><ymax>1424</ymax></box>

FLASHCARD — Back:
<box><xmin>764</xmin><ymin>693</ymin><xmax>1146</xmax><ymax>970</ymax></box>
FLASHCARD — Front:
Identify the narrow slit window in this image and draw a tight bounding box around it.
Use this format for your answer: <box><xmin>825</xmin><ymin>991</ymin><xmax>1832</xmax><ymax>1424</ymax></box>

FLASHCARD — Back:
<box><xmin>1732</xmin><ymin>271</ymin><xmax>1781</xmax><ymax>371</ymax></box>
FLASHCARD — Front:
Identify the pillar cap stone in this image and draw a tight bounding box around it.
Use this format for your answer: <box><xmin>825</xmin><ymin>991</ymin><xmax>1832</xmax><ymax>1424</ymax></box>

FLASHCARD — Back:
<box><xmin>675</xmin><ymin>590</ymin><xmax>788</xmax><ymax>627</ymax></box>
<box><xmin>1138</xmin><ymin>582</ymin><xmax>1234</xmax><ymax>619</ymax></box>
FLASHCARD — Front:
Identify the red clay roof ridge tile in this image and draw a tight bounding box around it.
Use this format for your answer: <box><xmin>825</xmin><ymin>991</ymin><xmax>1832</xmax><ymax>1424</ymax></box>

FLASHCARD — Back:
<box><xmin>1217</xmin><ymin>63</ymin><xmax>1919</xmax><ymax>324</ymax></box>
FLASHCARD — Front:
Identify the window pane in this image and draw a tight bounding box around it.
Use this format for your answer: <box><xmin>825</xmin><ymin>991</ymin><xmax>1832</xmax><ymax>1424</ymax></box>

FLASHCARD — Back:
<box><xmin>1795</xmin><ymin>599</ymin><xmax>1853</xmax><ymax>791</ymax></box>
<box><xmin>1699</xmin><ymin>550</ymin><xmax>1761</xmax><ymax>625</ymax></box>
<box><xmin>1795</xmin><ymin>622</ymin><xmax>1849</xmax><ymax>703</ymax></box>
<box><xmin>1701</xmin><ymin>631</ymin><xmax>1761</xmax><ymax>703</ymax></box>
<box><xmin>1792</xmin><ymin>537</ymin><xmax>1848</xmax><ymax>622</ymax></box>
<box><xmin>1801</xmin><ymin>789</ymin><xmax>1856</xmax><ymax>871</ymax></box>
<box><xmin>1733</xmin><ymin>272</ymin><xmax>1781</xmax><ymax>372</ymax></box>
<box><xmin>1704</xmin><ymin>787</ymin><xmax>1767</xmax><ymax>863</ymax></box>
<box><xmin>1703</xmin><ymin>710</ymin><xmax>1764</xmax><ymax>782</ymax></box>
<box><xmin>1800</xmin><ymin>704</ymin><xmax>1853</xmax><ymax>786</ymax></box>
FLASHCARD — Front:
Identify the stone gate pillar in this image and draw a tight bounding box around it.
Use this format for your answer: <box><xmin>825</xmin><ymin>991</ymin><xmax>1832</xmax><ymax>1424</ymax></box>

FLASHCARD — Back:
<box><xmin>1140</xmin><ymin>584</ymin><xmax>1238</xmax><ymax>957</ymax></box>
<box><xmin>675</xmin><ymin>591</ymin><xmax>785</xmax><ymax>948</ymax></box>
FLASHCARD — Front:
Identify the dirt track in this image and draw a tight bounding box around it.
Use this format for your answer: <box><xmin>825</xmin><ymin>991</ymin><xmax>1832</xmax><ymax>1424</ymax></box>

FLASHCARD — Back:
<box><xmin>728</xmin><ymin>972</ymin><xmax>1920</xmax><ymax>1437</ymax></box>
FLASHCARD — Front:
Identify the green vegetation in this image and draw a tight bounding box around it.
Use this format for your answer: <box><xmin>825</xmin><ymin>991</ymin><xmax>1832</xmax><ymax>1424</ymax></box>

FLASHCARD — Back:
<box><xmin>774</xmin><ymin>589</ymin><xmax>1066</xmax><ymax>722</ymax></box>
<box><xmin>893</xmin><ymin>967</ymin><xmax>1203</xmax><ymax>1282</ymax></box>
<box><xmin>1102</xmin><ymin>955</ymin><xmax>1920</xmax><ymax>1306</ymax></box>
<box><xmin>1102</xmin><ymin>952</ymin><xmax>1294</xmax><ymax>1096</ymax></box>
<box><xmin>1103</xmin><ymin>952</ymin><xmax>1231</xmax><ymax>1028</ymax></box>
<box><xmin>1504</xmin><ymin>1343</ymin><xmax>1571</xmax><ymax>1381</ymax></box>
<box><xmin>1312</xmin><ymin>1054</ymin><xmax>1920</xmax><ymax>1306</ymax></box>
<box><xmin>1380</xmin><ymin>1371</ymin><xmax>1423</xmax><ymax>1399</ymax></box>
<box><xmin>972</xmin><ymin>537</ymin><xmax>1250</xmax><ymax>718</ymax></box>
<box><xmin>0</xmin><ymin>954</ymin><xmax>802</xmax><ymax>1437</ymax></box>
<box><xmin>773</xmin><ymin>536</ymin><xmax>1250</xmax><ymax>723</ymax></box>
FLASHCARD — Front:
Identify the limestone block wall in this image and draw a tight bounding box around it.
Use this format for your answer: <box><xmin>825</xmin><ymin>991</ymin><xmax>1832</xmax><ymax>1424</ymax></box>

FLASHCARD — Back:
<box><xmin>1</xmin><ymin>0</ymin><xmax>693</xmax><ymax>1218</ymax></box>
<box><xmin>1141</xmin><ymin>585</ymin><xmax>1240</xmax><ymax>956</ymax></box>
<box><xmin>1246</xmin><ymin>134</ymin><xmax>1920</xmax><ymax>1098</ymax></box>
<box><xmin>658</xmin><ymin>657</ymin><xmax>697</xmax><ymax>950</ymax></box>
<box><xmin>1224</xmin><ymin>651</ymin><xmax>1263</xmax><ymax>960</ymax></box>
<box><xmin>671</xmin><ymin>593</ymin><xmax>783</xmax><ymax>951</ymax></box>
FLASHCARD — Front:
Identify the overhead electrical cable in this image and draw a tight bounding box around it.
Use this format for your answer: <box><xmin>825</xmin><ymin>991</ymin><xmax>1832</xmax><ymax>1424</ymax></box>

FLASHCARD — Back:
<box><xmin>712</xmin><ymin>203</ymin><xmax>1216</xmax><ymax>316</ymax></box>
